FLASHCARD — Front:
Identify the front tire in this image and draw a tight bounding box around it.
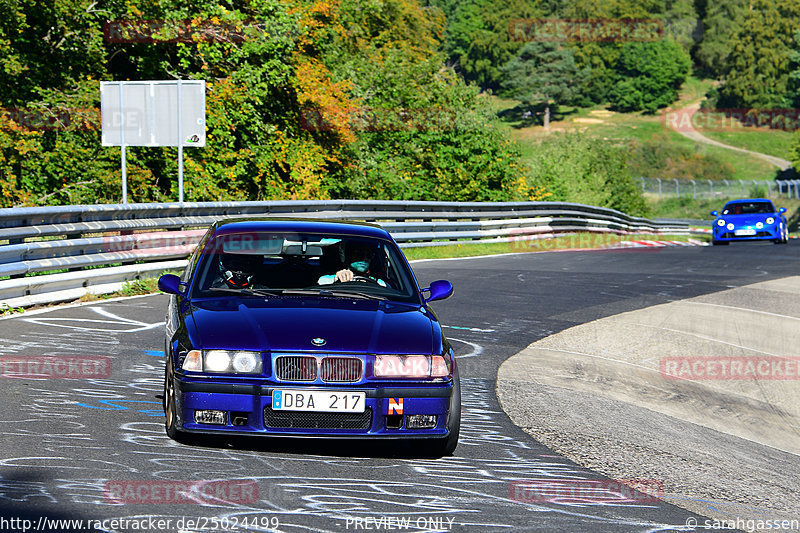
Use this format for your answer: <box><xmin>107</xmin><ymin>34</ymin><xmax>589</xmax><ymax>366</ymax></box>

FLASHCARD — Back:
<box><xmin>431</xmin><ymin>365</ymin><xmax>461</xmax><ymax>456</ymax></box>
<box><xmin>164</xmin><ymin>355</ymin><xmax>189</xmax><ymax>443</ymax></box>
<box><xmin>712</xmin><ymin>239</ymin><xmax>728</xmax><ymax>246</ymax></box>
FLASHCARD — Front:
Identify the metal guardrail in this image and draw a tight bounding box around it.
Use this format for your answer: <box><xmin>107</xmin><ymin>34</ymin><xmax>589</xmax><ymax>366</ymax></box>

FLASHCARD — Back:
<box><xmin>0</xmin><ymin>200</ymin><xmax>690</xmax><ymax>309</ymax></box>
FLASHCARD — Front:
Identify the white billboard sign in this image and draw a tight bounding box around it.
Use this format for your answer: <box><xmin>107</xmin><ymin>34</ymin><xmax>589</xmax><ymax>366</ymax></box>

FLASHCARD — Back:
<box><xmin>101</xmin><ymin>80</ymin><xmax>206</xmax><ymax>147</ymax></box>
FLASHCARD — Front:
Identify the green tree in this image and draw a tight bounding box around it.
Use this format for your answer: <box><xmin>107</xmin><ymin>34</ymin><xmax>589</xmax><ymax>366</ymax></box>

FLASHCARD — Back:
<box><xmin>501</xmin><ymin>42</ymin><xmax>587</xmax><ymax>128</ymax></box>
<box><xmin>0</xmin><ymin>0</ymin><xmax>108</xmax><ymax>106</ymax></box>
<box><xmin>442</xmin><ymin>0</ymin><xmax>539</xmax><ymax>90</ymax></box>
<box><xmin>694</xmin><ymin>0</ymin><xmax>748</xmax><ymax>77</ymax></box>
<box><xmin>717</xmin><ymin>0</ymin><xmax>800</xmax><ymax>109</ymax></box>
<box><xmin>607</xmin><ymin>38</ymin><xmax>690</xmax><ymax>113</ymax></box>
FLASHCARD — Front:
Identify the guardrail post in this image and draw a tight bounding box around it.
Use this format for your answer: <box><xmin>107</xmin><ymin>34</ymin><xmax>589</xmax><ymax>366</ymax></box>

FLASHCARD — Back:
<box><xmin>656</xmin><ymin>177</ymin><xmax>662</xmax><ymax>198</ymax></box>
<box><xmin>690</xmin><ymin>179</ymin><xmax>696</xmax><ymax>199</ymax></box>
<box><xmin>723</xmin><ymin>179</ymin><xmax>729</xmax><ymax>197</ymax></box>
<box><xmin>674</xmin><ymin>179</ymin><xmax>679</xmax><ymax>196</ymax></box>
<box><xmin>740</xmin><ymin>180</ymin><xmax>745</xmax><ymax>196</ymax></box>
<box><xmin>765</xmin><ymin>180</ymin><xmax>771</xmax><ymax>197</ymax></box>
<box><xmin>708</xmin><ymin>180</ymin><xmax>713</xmax><ymax>197</ymax></box>
<box><xmin>640</xmin><ymin>177</ymin><xmax>645</xmax><ymax>193</ymax></box>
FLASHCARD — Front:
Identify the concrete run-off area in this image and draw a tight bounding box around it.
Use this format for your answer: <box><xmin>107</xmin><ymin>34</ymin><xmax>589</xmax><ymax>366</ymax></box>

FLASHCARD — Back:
<box><xmin>497</xmin><ymin>276</ymin><xmax>800</xmax><ymax>529</ymax></box>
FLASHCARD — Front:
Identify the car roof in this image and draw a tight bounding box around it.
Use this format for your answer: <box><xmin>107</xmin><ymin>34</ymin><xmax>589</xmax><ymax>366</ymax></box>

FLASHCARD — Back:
<box><xmin>209</xmin><ymin>217</ymin><xmax>392</xmax><ymax>240</ymax></box>
<box><xmin>725</xmin><ymin>198</ymin><xmax>772</xmax><ymax>204</ymax></box>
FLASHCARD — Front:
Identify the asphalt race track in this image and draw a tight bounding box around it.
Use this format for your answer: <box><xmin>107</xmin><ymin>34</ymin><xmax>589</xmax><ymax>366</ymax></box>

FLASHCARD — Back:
<box><xmin>1</xmin><ymin>242</ymin><xmax>796</xmax><ymax>533</ymax></box>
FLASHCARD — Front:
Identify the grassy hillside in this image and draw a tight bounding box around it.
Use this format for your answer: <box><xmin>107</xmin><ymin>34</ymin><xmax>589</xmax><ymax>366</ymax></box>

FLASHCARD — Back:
<box><xmin>488</xmin><ymin>77</ymin><xmax>791</xmax><ymax>182</ymax></box>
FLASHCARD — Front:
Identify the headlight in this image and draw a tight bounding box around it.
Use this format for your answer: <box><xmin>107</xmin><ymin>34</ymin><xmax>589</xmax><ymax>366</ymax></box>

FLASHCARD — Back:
<box><xmin>716</xmin><ymin>219</ymin><xmax>725</xmax><ymax>227</ymax></box>
<box><xmin>205</xmin><ymin>350</ymin><xmax>232</xmax><ymax>372</ymax></box>
<box><xmin>374</xmin><ymin>355</ymin><xmax>449</xmax><ymax>378</ymax></box>
<box><xmin>232</xmin><ymin>351</ymin><xmax>260</xmax><ymax>373</ymax></box>
<box><xmin>181</xmin><ymin>350</ymin><xmax>262</xmax><ymax>374</ymax></box>
<box><xmin>726</xmin><ymin>223</ymin><xmax>734</xmax><ymax>230</ymax></box>
<box><xmin>766</xmin><ymin>217</ymin><xmax>775</xmax><ymax>224</ymax></box>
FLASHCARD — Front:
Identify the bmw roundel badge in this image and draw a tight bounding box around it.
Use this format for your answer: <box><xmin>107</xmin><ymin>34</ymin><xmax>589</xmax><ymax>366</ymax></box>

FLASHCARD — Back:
<box><xmin>311</xmin><ymin>337</ymin><xmax>326</xmax><ymax>347</ymax></box>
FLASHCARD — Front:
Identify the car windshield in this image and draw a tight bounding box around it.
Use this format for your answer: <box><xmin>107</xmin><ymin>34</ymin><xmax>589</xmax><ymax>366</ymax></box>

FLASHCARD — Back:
<box><xmin>722</xmin><ymin>202</ymin><xmax>774</xmax><ymax>215</ymax></box>
<box><xmin>191</xmin><ymin>231</ymin><xmax>420</xmax><ymax>303</ymax></box>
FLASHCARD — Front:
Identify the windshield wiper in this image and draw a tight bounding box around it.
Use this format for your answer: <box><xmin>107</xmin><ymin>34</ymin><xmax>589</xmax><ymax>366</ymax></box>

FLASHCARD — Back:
<box><xmin>206</xmin><ymin>287</ymin><xmax>284</xmax><ymax>298</ymax></box>
<box><xmin>281</xmin><ymin>289</ymin><xmax>387</xmax><ymax>301</ymax></box>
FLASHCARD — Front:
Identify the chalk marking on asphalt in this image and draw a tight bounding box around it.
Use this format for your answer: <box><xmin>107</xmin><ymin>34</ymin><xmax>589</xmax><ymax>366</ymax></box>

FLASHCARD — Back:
<box><xmin>449</xmin><ymin>338</ymin><xmax>483</xmax><ymax>359</ymax></box>
<box><xmin>0</xmin><ymin>293</ymin><xmax>159</xmax><ymax>322</ymax></box>
<box><xmin>22</xmin><ymin>306</ymin><xmax>163</xmax><ymax>332</ymax></box>
<box><xmin>625</xmin><ymin>322</ymin><xmax>788</xmax><ymax>359</ymax></box>
<box><xmin>683</xmin><ymin>300</ymin><xmax>800</xmax><ymax>321</ymax></box>
<box><xmin>443</xmin><ymin>325</ymin><xmax>496</xmax><ymax>333</ymax></box>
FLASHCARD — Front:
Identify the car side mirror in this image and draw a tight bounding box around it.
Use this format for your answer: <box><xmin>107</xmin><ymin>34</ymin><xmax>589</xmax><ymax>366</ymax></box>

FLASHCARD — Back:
<box><xmin>422</xmin><ymin>280</ymin><xmax>454</xmax><ymax>303</ymax></box>
<box><xmin>779</xmin><ymin>207</ymin><xmax>787</xmax><ymax>214</ymax></box>
<box><xmin>710</xmin><ymin>210</ymin><xmax>718</xmax><ymax>217</ymax></box>
<box><xmin>158</xmin><ymin>274</ymin><xmax>186</xmax><ymax>296</ymax></box>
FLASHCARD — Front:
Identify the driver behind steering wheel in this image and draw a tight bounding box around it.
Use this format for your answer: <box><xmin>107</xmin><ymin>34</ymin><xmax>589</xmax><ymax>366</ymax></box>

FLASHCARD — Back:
<box><xmin>213</xmin><ymin>253</ymin><xmax>263</xmax><ymax>289</ymax></box>
<box><xmin>318</xmin><ymin>242</ymin><xmax>387</xmax><ymax>287</ymax></box>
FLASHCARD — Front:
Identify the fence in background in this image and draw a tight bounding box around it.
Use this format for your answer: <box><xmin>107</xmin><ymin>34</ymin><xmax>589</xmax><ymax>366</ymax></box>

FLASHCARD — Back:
<box><xmin>641</xmin><ymin>178</ymin><xmax>800</xmax><ymax>199</ymax></box>
<box><xmin>0</xmin><ymin>200</ymin><xmax>690</xmax><ymax>309</ymax></box>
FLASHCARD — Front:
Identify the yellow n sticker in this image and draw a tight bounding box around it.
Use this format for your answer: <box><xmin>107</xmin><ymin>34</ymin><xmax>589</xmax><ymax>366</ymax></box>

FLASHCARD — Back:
<box><xmin>388</xmin><ymin>398</ymin><xmax>404</xmax><ymax>415</ymax></box>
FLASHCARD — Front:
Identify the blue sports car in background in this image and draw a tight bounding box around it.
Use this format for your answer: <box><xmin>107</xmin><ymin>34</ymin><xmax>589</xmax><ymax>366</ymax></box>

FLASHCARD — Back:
<box><xmin>710</xmin><ymin>199</ymin><xmax>788</xmax><ymax>245</ymax></box>
<box><xmin>158</xmin><ymin>218</ymin><xmax>460</xmax><ymax>455</ymax></box>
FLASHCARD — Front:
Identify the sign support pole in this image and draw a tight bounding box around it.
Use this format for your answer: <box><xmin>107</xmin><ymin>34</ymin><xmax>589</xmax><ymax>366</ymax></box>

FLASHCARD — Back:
<box><xmin>177</xmin><ymin>79</ymin><xmax>184</xmax><ymax>203</ymax></box>
<box><xmin>118</xmin><ymin>81</ymin><xmax>127</xmax><ymax>204</ymax></box>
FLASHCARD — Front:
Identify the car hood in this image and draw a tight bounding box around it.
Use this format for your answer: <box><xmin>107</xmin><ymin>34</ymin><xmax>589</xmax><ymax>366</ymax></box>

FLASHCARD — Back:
<box><xmin>718</xmin><ymin>213</ymin><xmax>778</xmax><ymax>225</ymax></box>
<box><xmin>188</xmin><ymin>297</ymin><xmax>434</xmax><ymax>355</ymax></box>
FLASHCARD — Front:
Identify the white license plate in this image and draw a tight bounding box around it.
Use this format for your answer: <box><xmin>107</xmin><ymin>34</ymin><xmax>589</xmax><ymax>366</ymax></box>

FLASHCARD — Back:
<box><xmin>272</xmin><ymin>390</ymin><xmax>365</xmax><ymax>413</ymax></box>
<box><xmin>734</xmin><ymin>229</ymin><xmax>756</xmax><ymax>236</ymax></box>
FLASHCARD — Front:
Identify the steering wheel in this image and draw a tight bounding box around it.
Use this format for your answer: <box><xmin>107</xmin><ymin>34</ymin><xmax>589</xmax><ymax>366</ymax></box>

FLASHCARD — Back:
<box><xmin>352</xmin><ymin>275</ymin><xmax>378</xmax><ymax>283</ymax></box>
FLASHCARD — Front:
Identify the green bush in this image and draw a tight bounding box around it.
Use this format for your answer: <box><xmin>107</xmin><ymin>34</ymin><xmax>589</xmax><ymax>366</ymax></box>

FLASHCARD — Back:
<box><xmin>525</xmin><ymin>133</ymin><xmax>648</xmax><ymax>216</ymax></box>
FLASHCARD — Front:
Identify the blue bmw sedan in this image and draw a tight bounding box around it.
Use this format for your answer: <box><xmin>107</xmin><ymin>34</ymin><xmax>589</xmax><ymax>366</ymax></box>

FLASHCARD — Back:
<box><xmin>158</xmin><ymin>219</ymin><xmax>460</xmax><ymax>455</ymax></box>
<box><xmin>711</xmin><ymin>199</ymin><xmax>788</xmax><ymax>245</ymax></box>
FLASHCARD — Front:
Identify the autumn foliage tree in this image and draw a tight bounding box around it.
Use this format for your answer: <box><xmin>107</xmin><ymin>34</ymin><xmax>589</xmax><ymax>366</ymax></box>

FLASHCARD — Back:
<box><xmin>0</xmin><ymin>0</ymin><xmax>537</xmax><ymax>206</ymax></box>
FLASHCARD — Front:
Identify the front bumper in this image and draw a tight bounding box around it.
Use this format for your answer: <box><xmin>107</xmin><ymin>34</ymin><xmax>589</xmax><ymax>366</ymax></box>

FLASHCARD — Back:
<box><xmin>713</xmin><ymin>224</ymin><xmax>781</xmax><ymax>242</ymax></box>
<box><xmin>174</xmin><ymin>378</ymin><xmax>454</xmax><ymax>438</ymax></box>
